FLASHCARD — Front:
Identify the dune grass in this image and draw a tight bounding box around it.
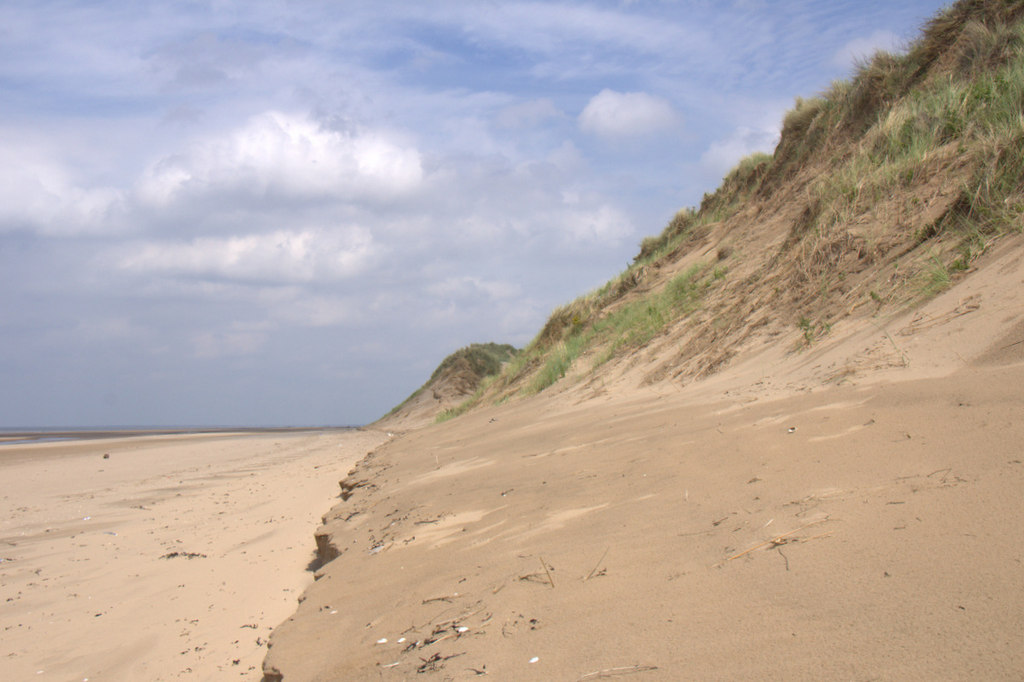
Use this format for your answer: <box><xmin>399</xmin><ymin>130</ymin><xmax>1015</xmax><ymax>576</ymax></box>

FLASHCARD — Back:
<box><xmin>524</xmin><ymin>263</ymin><xmax>718</xmax><ymax>394</ymax></box>
<box><xmin>772</xmin><ymin>11</ymin><xmax>1024</xmax><ymax>297</ymax></box>
<box><xmin>386</xmin><ymin>343</ymin><xmax>517</xmax><ymax>422</ymax></box>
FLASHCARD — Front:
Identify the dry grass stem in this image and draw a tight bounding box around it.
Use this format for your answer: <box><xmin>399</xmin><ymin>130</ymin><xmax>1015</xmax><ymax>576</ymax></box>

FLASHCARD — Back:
<box><xmin>718</xmin><ymin>517</ymin><xmax>831</xmax><ymax>566</ymax></box>
<box><xmin>584</xmin><ymin>547</ymin><xmax>610</xmax><ymax>582</ymax></box>
<box><xmin>540</xmin><ymin>556</ymin><xmax>555</xmax><ymax>588</ymax></box>
<box><xmin>578</xmin><ymin>664</ymin><xmax>660</xmax><ymax>679</ymax></box>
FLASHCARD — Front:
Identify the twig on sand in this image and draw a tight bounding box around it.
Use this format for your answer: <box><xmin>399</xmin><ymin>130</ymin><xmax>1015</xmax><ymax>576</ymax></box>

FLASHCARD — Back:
<box><xmin>578</xmin><ymin>664</ymin><xmax>659</xmax><ymax>679</ymax></box>
<box><xmin>717</xmin><ymin>517</ymin><xmax>830</xmax><ymax>567</ymax></box>
<box><xmin>416</xmin><ymin>651</ymin><xmax>465</xmax><ymax>674</ymax></box>
<box><xmin>777</xmin><ymin>547</ymin><xmax>790</xmax><ymax>571</ymax></box>
<box><xmin>584</xmin><ymin>547</ymin><xmax>610</xmax><ymax>582</ymax></box>
<box><xmin>161</xmin><ymin>551</ymin><xmax>206</xmax><ymax>559</ymax></box>
<box><xmin>540</xmin><ymin>556</ymin><xmax>555</xmax><ymax>588</ymax></box>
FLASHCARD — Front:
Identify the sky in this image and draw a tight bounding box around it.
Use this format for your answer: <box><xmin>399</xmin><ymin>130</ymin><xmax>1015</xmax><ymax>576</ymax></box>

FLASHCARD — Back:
<box><xmin>0</xmin><ymin>0</ymin><xmax>951</xmax><ymax>428</ymax></box>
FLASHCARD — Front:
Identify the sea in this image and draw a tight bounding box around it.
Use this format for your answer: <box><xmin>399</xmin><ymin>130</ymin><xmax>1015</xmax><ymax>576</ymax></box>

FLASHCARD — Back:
<box><xmin>0</xmin><ymin>426</ymin><xmax>356</xmax><ymax>446</ymax></box>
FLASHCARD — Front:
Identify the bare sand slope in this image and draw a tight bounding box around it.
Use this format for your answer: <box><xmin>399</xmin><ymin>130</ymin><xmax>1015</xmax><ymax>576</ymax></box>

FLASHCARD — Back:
<box><xmin>263</xmin><ymin>244</ymin><xmax>1024</xmax><ymax>681</ymax></box>
<box><xmin>265</xmin><ymin>364</ymin><xmax>1023</xmax><ymax>681</ymax></box>
<box><xmin>0</xmin><ymin>429</ymin><xmax>387</xmax><ymax>681</ymax></box>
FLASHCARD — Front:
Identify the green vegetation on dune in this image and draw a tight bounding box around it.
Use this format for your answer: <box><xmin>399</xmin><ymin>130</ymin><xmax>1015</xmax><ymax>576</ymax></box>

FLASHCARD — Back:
<box><xmin>430</xmin><ymin>343</ymin><xmax>518</xmax><ymax>423</ymax></box>
<box><xmin>384</xmin><ymin>343</ymin><xmax>517</xmax><ymax>422</ymax></box>
<box><xmin>428</xmin><ymin>342</ymin><xmax>517</xmax><ymax>383</ymax></box>
<box><xmin>518</xmin><ymin>262</ymin><xmax>721</xmax><ymax>395</ymax></box>
<box><xmin>635</xmin><ymin>152</ymin><xmax>772</xmax><ymax>267</ymax></box>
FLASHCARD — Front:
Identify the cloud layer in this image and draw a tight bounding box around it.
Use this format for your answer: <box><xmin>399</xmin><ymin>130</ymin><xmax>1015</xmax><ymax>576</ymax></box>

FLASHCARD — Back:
<box><xmin>0</xmin><ymin>0</ymin><xmax>950</xmax><ymax>426</ymax></box>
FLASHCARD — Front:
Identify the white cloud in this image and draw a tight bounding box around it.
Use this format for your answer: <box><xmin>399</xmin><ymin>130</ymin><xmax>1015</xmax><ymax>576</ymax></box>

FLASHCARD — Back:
<box><xmin>0</xmin><ymin>142</ymin><xmax>125</xmax><ymax>235</ymax></box>
<box><xmin>578</xmin><ymin>89</ymin><xmax>679</xmax><ymax>137</ymax></box>
<box><xmin>136</xmin><ymin>111</ymin><xmax>423</xmax><ymax>206</ymax></box>
<box><xmin>118</xmin><ymin>227</ymin><xmax>376</xmax><ymax>283</ymax></box>
<box><xmin>562</xmin><ymin>205</ymin><xmax>634</xmax><ymax>243</ymax></box>
<box><xmin>833</xmin><ymin>30</ymin><xmax>903</xmax><ymax>68</ymax></box>
<box><xmin>700</xmin><ymin>124</ymin><xmax>780</xmax><ymax>179</ymax></box>
<box><xmin>453</xmin><ymin>3</ymin><xmax>712</xmax><ymax>64</ymax></box>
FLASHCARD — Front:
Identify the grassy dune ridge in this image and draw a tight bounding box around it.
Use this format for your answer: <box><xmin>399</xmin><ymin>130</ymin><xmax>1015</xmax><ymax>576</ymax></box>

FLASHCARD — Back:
<box><xmin>417</xmin><ymin>0</ymin><xmax>1024</xmax><ymax>420</ymax></box>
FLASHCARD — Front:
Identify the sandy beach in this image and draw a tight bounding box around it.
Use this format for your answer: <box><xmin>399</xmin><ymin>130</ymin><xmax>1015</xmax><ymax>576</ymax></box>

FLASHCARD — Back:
<box><xmin>0</xmin><ymin>428</ymin><xmax>387</xmax><ymax>681</ymax></box>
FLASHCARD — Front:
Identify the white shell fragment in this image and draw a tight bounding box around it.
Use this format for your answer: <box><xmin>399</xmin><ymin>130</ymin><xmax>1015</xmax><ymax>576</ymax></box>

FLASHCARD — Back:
<box><xmin>529</xmin><ymin>657</ymin><xmax>539</xmax><ymax>663</ymax></box>
<box><xmin>376</xmin><ymin>638</ymin><xmax>388</xmax><ymax>644</ymax></box>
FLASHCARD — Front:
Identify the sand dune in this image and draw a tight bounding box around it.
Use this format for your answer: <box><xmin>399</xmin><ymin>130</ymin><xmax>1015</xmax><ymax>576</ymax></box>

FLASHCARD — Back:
<box><xmin>262</xmin><ymin>250</ymin><xmax>1024</xmax><ymax>680</ymax></box>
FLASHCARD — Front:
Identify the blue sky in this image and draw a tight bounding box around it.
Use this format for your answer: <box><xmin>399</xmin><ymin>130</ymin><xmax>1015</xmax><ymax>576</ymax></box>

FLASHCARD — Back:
<box><xmin>0</xmin><ymin>0</ymin><xmax>950</xmax><ymax>427</ymax></box>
